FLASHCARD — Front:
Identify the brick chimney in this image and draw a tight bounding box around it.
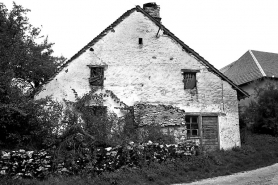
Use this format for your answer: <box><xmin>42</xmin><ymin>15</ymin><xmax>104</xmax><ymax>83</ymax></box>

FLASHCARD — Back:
<box><xmin>143</xmin><ymin>2</ymin><xmax>161</xmax><ymax>22</ymax></box>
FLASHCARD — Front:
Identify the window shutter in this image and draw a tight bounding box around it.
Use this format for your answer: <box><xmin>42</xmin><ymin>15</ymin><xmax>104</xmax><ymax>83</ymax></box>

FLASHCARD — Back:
<box><xmin>183</xmin><ymin>73</ymin><xmax>196</xmax><ymax>89</ymax></box>
<box><xmin>89</xmin><ymin>67</ymin><xmax>104</xmax><ymax>86</ymax></box>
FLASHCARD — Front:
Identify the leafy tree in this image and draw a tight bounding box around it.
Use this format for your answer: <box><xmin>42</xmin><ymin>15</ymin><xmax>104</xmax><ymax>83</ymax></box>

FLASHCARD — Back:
<box><xmin>243</xmin><ymin>80</ymin><xmax>278</xmax><ymax>136</ymax></box>
<box><xmin>0</xmin><ymin>2</ymin><xmax>65</xmax><ymax>95</ymax></box>
<box><xmin>0</xmin><ymin>2</ymin><xmax>66</xmax><ymax>149</ymax></box>
<box><xmin>253</xmin><ymin>85</ymin><xmax>278</xmax><ymax>135</ymax></box>
<box><xmin>0</xmin><ymin>96</ymin><xmax>64</xmax><ymax>149</ymax></box>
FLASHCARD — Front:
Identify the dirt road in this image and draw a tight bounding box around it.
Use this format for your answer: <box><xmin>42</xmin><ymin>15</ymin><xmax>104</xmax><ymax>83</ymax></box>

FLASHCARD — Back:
<box><xmin>174</xmin><ymin>163</ymin><xmax>278</xmax><ymax>185</ymax></box>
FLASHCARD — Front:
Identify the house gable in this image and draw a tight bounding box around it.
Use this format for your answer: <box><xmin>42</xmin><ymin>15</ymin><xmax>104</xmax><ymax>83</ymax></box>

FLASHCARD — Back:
<box><xmin>35</xmin><ymin>10</ymin><xmax>205</xmax><ymax>103</ymax></box>
<box><xmin>35</xmin><ymin>3</ymin><xmax>244</xmax><ymax>150</ymax></box>
<box><xmin>35</xmin><ymin>6</ymin><xmax>248</xmax><ymax>100</ymax></box>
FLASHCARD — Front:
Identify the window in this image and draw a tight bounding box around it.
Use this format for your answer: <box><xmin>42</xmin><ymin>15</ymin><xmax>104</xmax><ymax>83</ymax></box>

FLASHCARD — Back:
<box><xmin>185</xmin><ymin>115</ymin><xmax>199</xmax><ymax>137</ymax></box>
<box><xmin>181</xmin><ymin>69</ymin><xmax>199</xmax><ymax>89</ymax></box>
<box><xmin>183</xmin><ymin>72</ymin><xmax>196</xmax><ymax>89</ymax></box>
<box><xmin>139</xmin><ymin>38</ymin><xmax>143</xmax><ymax>44</ymax></box>
<box><xmin>89</xmin><ymin>67</ymin><xmax>104</xmax><ymax>86</ymax></box>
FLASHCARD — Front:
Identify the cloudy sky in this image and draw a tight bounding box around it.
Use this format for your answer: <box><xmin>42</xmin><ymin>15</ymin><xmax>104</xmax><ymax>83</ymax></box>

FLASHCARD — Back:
<box><xmin>2</xmin><ymin>0</ymin><xmax>278</xmax><ymax>69</ymax></box>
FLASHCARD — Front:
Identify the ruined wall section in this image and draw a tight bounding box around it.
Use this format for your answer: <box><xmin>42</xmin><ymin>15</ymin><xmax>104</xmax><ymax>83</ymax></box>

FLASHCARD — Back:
<box><xmin>35</xmin><ymin>11</ymin><xmax>240</xmax><ymax>149</ymax></box>
<box><xmin>134</xmin><ymin>104</ymin><xmax>185</xmax><ymax>127</ymax></box>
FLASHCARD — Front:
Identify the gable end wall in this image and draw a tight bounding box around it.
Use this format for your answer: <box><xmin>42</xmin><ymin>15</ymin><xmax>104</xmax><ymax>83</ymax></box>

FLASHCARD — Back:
<box><xmin>35</xmin><ymin>11</ymin><xmax>240</xmax><ymax>150</ymax></box>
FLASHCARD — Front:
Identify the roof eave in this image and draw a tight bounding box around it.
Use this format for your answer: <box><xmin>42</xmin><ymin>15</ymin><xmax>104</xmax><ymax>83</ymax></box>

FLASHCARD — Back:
<box><xmin>239</xmin><ymin>76</ymin><xmax>278</xmax><ymax>87</ymax></box>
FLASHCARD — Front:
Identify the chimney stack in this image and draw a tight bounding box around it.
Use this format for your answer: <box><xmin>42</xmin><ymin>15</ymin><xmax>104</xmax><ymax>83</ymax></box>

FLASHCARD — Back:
<box><xmin>143</xmin><ymin>2</ymin><xmax>161</xmax><ymax>22</ymax></box>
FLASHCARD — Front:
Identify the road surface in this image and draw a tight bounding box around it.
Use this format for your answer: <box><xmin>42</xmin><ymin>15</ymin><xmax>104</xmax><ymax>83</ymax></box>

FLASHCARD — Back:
<box><xmin>174</xmin><ymin>163</ymin><xmax>278</xmax><ymax>185</ymax></box>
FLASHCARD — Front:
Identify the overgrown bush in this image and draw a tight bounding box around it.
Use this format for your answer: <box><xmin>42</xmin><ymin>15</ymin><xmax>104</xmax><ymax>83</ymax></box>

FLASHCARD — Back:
<box><xmin>138</xmin><ymin>123</ymin><xmax>176</xmax><ymax>144</ymax></box>
<box><xmin>52</xmin><ymin>91</ymin><xmax>178</xmax><ymax>172</ymax></box>
<box><xmin>242</xmin><ymin>80</ymin><xmax>278</xmax><ymax>135</ymax></box>
<box><xmin>0</xmin><ymin>96</ymin><xmax>63</xmax><ymax>150</ymax></box>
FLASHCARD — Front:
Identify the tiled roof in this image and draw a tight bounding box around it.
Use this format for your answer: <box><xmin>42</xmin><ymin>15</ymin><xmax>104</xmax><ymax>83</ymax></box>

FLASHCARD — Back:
<box><xmin>220</xmin><ymin>50</ymin><xmax>278</xmax><ymax>85</ymax></box>
<box><xmin>35</xmin><ymin>5</ymin><xmax>248</xmax><ymax>99</ymax></box>
<box><xmin>252</xmin><ymin>50</ymin><xmax>278</xmax><ymax>78</ymax></box>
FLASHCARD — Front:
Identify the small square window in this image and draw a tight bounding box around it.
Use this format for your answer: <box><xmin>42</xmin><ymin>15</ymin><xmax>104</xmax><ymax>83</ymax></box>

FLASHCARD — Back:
<box><xmin>89</xmin><ymin>67</ymin><xmax>104</xmax><ymax>86</ymax></box>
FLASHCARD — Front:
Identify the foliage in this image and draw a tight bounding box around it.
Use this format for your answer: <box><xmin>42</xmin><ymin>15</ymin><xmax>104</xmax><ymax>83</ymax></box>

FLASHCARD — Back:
<box><xmin>138</xmin><ymin>123</ymin><xmax>175</xmax><ymax>144</ymax></box>
<box><xmin>0</xmin><ymin>2</ymin><xmax>65</xmax><ymax>93</ymax></box>
<box><xmin>0</xmin><ymin>97</ymin><xmax>63</xmax><ymax>149</ymax></box>
<box><xmin>108</xmin><ymin>111</ymin><xmax>175</xmax><ymax>146</ymax></box>
<box><xmin>0</xmin><ymin>2</ymin><xmax>66</xmax><ymax>149</ymax></box>
<box><xmin>61</xmin><ymin>91</ymin><xmax>118</xmax><ymax>146</ymax></box>
<box><xmin>59</xmin><ymin>90</ymin><xmax>175</xmax><ymax>148</ymax></box>
<box><xmin>105</xmin><ymin>110</ymin><xmax>137</xmax><ymax>146</ymax></box>
<box><xmin>49</xmin><ymin>91</ymin><xmax>117</xmax><ymax>171</ymax></box>
<box><xmin>46</xmin><ymin>91</ymin><xmax>179</xmax><ymax>178</ymax></box>
<box><xmin>242</xmin><ymin>79</ymin><xmax>278</xmax><ymax>135</ymax></box>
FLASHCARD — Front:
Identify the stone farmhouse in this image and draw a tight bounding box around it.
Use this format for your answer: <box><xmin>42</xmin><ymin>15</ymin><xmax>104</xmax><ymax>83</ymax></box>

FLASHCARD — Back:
<box><xmin>221</xmin><ymin>50</ymin><xmax>278</xmax><ymax>109</ymax></box>
<box><xmin>35</xmin><ymin>3</ymin><xmax>248</xmax><ymax>150</ymax></box>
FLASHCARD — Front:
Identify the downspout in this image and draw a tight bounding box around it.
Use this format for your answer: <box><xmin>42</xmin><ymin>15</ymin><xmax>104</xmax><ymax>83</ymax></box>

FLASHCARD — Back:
<box><xmin>221</xmin><ymin>80</ymin><xmax>225</xmax><ymax>112</ymax></box>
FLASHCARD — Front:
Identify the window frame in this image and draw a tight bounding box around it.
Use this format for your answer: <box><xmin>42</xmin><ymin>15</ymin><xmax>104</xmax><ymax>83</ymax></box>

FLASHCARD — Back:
<box><xmin>181</xmin><ymin>69</ymin><xmax>199</xmax><ymax>90</ymax></box>
<box><xmin>88</xmin><ymin>66</ymin><xmax>104</xmax><ymax>86</ymax></box>
<box><xmin>185</xmin><ymin>115</ymin><xmax>199</xmax><ymax>138</ymax></box>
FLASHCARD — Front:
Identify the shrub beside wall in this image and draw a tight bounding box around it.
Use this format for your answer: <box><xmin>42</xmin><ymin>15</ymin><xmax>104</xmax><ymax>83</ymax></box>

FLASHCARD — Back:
<box><xmin>241</xmin><ymin>80</ymin><xmax>278</xmax><ymax>136</ymax></box>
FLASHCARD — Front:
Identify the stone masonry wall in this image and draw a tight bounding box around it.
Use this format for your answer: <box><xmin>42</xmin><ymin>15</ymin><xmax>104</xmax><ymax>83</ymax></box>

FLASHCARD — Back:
<box><xmin>35</xmin><ymin>11</ymin><xmax>240</xmax><ymax>150</ymax></box>
<box><xmin>134</xmin><ymin>104</ymin><xmax>185</xmax><ymax>126</ymax></box>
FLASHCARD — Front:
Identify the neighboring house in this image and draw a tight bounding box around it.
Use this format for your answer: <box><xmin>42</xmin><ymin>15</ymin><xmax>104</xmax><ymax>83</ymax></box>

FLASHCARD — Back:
<box><xmin>35</xmin><ymin>3</ymin><xmax>248</xmax><ymax>150</ymax></box>
<box><xmin>221</xmin><ymin>50</ymin><xmax>278</xmax><ymax>108</ymax></box>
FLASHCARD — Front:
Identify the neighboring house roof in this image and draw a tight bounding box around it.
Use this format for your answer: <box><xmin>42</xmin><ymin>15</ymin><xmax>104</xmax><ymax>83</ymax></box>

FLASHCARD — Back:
<box><xmin>220</xmin><ymin>50</ymin><xmax>278</xmax><ymax>86</ymax></box>
<box><xmin>35</xmin><ymin>5</ymin><xmax>248</xmax><ymax>99</ymax></box>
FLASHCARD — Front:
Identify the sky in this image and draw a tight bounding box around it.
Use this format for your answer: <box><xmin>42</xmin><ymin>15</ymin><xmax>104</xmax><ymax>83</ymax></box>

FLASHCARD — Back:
<box><xmin>2</xmin><ymin>0</ymin><xmax>278</xmax><ymax>69</ymax></box>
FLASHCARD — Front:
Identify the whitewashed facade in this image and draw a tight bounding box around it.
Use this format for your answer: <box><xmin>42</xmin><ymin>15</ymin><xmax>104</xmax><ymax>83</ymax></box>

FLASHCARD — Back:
<box><xmin>35</xmin><ymin>3</ymin><xmax>248</xmax><ymax>150</ymax></box>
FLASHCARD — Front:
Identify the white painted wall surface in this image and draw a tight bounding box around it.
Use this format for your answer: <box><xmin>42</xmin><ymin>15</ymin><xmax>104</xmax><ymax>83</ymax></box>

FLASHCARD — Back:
<box><xmin>35</xmin><ymin>11</ymin><xmax>240</xmax><ymax>150</ymax></box>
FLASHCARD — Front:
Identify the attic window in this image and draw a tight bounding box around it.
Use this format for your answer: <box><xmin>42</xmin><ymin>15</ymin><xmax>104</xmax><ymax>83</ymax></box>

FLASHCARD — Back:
<box><xmin>89</xmin><ymin>67</ymin><xmax>104</xmax><ymax>86</ymax></box>
<box><xmin>139</xmin><ymin>38</ymin><xmax>143</xmax><ymax>44</ymax></box>
<box><xmin>181</xmin><ymin>69</ymin><xmax>199</xmax><ymax>89</ymax></box>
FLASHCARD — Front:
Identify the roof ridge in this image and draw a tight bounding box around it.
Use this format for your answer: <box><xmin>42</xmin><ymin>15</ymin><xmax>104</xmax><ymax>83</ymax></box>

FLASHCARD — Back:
<box><xmin>251</xmin><ymin>50</ymin><xmax>278</xmax><ymax>55</ymax></box>
<box><xmin>249</xmin><ymin>50</ymin><xmax>266</xmax><ymax>76</ymax></box>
